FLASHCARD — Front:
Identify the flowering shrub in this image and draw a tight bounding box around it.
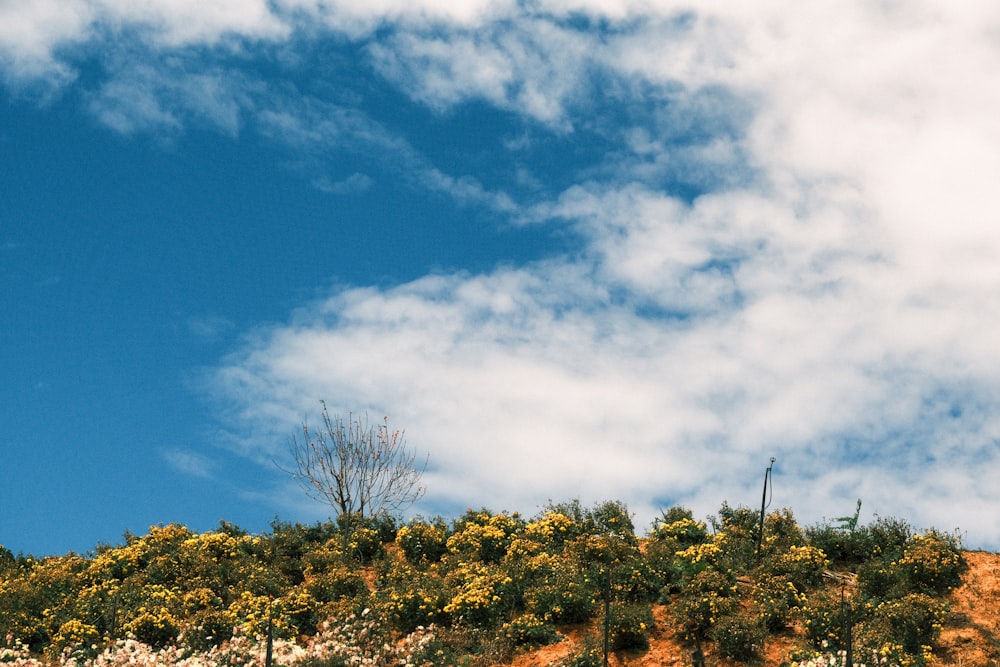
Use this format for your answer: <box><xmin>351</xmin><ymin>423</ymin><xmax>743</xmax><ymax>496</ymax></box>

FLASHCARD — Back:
<box><xmin>863</xmin><ymin>593</ymin><xmax>947</xmax><ymax>658</ymax></box>
<box><xmin>443</xmin><ymin>563</ymin><xmax>515</xmax><ymax>628</ymax></box>
<box><xmin>50</xmin><ymin>619</ymin><xmax>100</xmax><ymax>659</ymax></box>
<box><xmin>396</xmin><ymin>520</ymin><xmax>449</xmax><ymax>564</ymax></box>
<box><xmin>124</xmin><ymin>607</ymin><xmax>181</xmax><ymax>648</ymax></box>
<box><xmin>798</xmin><ymin>593</ymin><xmax>852</xmax><ymax>649</ymax></box>
<box><xmin>447</xmin><ymin>511</ymin><xmax>523</xmax><ymax>563</ymax></box>
<box><xmin>711</xmin><ymin>611</ymin><xmax>766</xmax><ymax>662</ymax></box>
<box><xmin>0</xmin><ymin>500</ymin><xmax>973</xmax><ymax>667</ymax></box>
<box><xmin>650</xmin><ymin>516</ymin><xmax>708</xmax><ymax>548</ymax></box>
<box><xmin>674</xmin><ymin>541</ymin><xmax>724</xmax><ymax>580</ymax></box>
<box><xmin>523</xmin><ymin>563</ymin><xmax>597</xmax><ymax>624</ymax></box>
<box><xmin>304</xmin><ymin>563</ymin><xmax>368</xmax><ymax>604</ymax></box>
<box><xmin>759</xmin><ymin>508</ymin><xmax>808</xmax><ymax>557</ymax></box>
<box><xmin>763</xmin><ymin>544</ymin><xmax>830</xmax><ymax>590</ymax></box>
<box><xmin>378</xmin><ymin>562</ymin><xmax>447</xmax><ymax>633</ymax></box>
<box><xmin>892</xmin><ymin>531</ymin><xmax>966</xmax><ymax>597</ymax></box>
<box><xmin>674</xmin><ymin>569</ymin><xmax>738</xmax><ymax>641</ymax></box>
<box><xmin>607</xmin><ymin>602</ymin><xmax>654</xmax><ymax>650</ymax></box>
<box><xmin>523</xmin><ymin>512</ymin><xmax>581</xmax><ymax>550</ymax></box>
<box><xmin>859</xmin><ymin>530</ymin><xmax>966</xmax><ymax>601</ymax></box>
<box><xmin>502</xmin><ymin>613</ymin><xmax>560</xmax><ymax>646</ymax></box>
<box><xmin>752</xmin><ymin>575</ymin><xmax>807</xmax><ymax>631</ymax></box>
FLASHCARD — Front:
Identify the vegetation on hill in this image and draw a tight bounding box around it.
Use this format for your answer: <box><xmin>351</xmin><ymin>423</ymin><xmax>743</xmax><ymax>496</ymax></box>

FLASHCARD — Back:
<box><xmin>0</xmin><ymin>499</ymin><xmax>968</xmax><ymax>666</ymax></box>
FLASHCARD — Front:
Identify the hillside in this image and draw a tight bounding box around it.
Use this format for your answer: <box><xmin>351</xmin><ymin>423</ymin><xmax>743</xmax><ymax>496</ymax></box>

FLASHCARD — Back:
<box><xmin>0</xmin><ymin>503</ymin><xmax>987</xmax><ymax>667</ymax></box>
<box><xmin>503</xmin><ymin>549</ymin><xmax>1000</xmax><ymax>667</ymax></box>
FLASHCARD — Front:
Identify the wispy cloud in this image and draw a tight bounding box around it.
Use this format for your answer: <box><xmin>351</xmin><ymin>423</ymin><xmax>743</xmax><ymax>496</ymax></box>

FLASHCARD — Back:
<box><xmin>311</xmin><ymin>172</ymin><xmax>375</xmax><ymax>195</ymax></box>
<box><xmin>7</xmin><ymin>1</ymin><xmax>1000</xmax><ymax>545</ymax></box>
<box><xmin>188</xmin><ymin>315</ymin><xmax>235</xmax><ymax>343</ymax></box>
<box><xmin>161</xmin><ymin>448</ymin><xmax>217</xmax><ymax>480</ymax></box>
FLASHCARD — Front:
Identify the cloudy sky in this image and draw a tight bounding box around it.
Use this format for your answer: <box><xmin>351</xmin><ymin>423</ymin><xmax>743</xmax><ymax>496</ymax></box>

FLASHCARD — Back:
<box><xmin>3</xmin><ymin>0</ymin><xmax>999</xmax><ymax>556</ymax></box>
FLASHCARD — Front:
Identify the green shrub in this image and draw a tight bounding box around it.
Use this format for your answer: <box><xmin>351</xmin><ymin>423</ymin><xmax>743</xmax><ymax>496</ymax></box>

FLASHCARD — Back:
<box><xmin>649</xmin><ymin>515</ymin><xmax>708</xmax><ymax>548</ymax></box>
<box><xmin>762</xmin><ymin>544</ymin><xmax>829</xmax><ymax>590</ymax></box>
<box><xmin>182</xmin><ymin>608</ymin><xmax>237</xmax><ymax>651</ymax></box>
<box><xmin>759</xmin><ymin>508</ymin><xmax>807</xmax><ymax>557</ymax></box>
<box><xmin>524</xmin><ymin>563</ymin><xmax>597</xmax><ymax>624</ymax></box>
<box><xmin>865</xmin><ymin>593</ymin><xmax>948</xmax><ymax>656</ymax></box>
<box><xmin>867</xmin><ymin>516</ymin><xmax>913</xmax><ymax>560</ymax></box>
<box><xmin>524</xmin><ymin>512</ymin><xmax>583</xmax><ymax>550</ymax></box>
<box><xmin>443</xmin><ymin>563</ymin><xmax>516</xmax><ymax>628</ymax></box>
<box><xmin>674</xmin><ymin>569</ymin><xmax>738</xmax><ymax>640</ymax></box>
<box><xmin>447</xmin><ymin>511</ymin><xmax>523</xmax><ymax>563</ymax></box>
<box><xmin>125</xmin><ymin>608</ymin><xmax>181</xmax><ymax>647</ymax></box>
<box><xmin>614</xmin><ymin>556</ymin><xmax>662</xmax><ymax>603</ymax></box>
<box><xmin>378</xmin><ymin>562</ymin><xmax>447</xmax><ymax>633</ymax></box>
<box><xmin>304</xmin><ymin>565</ymin><xmax>368</xmax><ymax>603</ymax></box>
<box><xmin>857</xmin><ymin>555</ymin><xmax>898</xmax><ymax>599</ymax></box>
<box><xmin>752</xmin><ymin>575</ymin><xmax>805</xmax><ymax>631</ymax></box>
<box><xmin>608</xmin><ymin>602</ymin><xmax>654</xmax><ymax>650</ymax></box>
<box><xmin>798</xmin><ymin>593</ymin><xmax>847</xmax><ymax>649</ymax></box>
<box><xmin>345</xmin><ymin>527</ymin><xmax>385</xmax><ymax>562</ymax></box>
<box><xmin>708</xmin><ymin>503</ymin><xmax>758</xmax><ymax>573</ymax></box>
<box><xmin>503</xmin><ymin>613</ymin><xmax>560</xmax><ymax>646</ymax></box>
<box><xmin>893</xmin><ymin>531</ymin><xmax>966</xmax><ymax>596</ymax></box>
<box><xmin>711</xmin><ymin>612</ymin><xmax>766</xmax><ymax>662</ymax></box>
<box><xmin>806</xmin><ymin>522</ymin><xmax>875</xmax><ymax>566</ymax></box>
<box><xmin>396</xmin><ymin>520</ymin><xmax>449</xmax><ymax>564</ymax></box>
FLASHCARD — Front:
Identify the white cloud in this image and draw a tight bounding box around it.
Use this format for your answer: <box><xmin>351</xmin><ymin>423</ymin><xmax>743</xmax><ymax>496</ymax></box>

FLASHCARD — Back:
<box><xmin>205</xmin><ymin>1</ymin><xmax>1000</xmax><ymax>547</ymax></box>
<box><xmin>92</xmin><ymin>0</ymin><xmax>289</xmax><ymax>47</ymax></box>
<box><xmin>311</xmin><ymin>172</ymin><xmax>375</xmax><ymax>195</ymax></box>
<box><xmin>367</xmin><ymin>17</ymin><xmax>593</xmax><ymax>126</ymax></box>
<box><xmin>161</xmin><ymin>448</ymin><xmax>217</xmax><ymax>479</ymax></box>
<box><xmin>0</xmin><ymin>0</ymin><xmax>91</xmax><ymax>87</ymax></box>
<box><xmin>6</xmin><ymin>0</ymin><xmax>1000</xmax><ymax>545</ymax></box>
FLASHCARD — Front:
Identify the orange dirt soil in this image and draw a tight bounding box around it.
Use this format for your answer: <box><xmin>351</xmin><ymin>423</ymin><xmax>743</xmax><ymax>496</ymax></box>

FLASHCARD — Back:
<box><xmin>498</xmin><ymin>550</ymin><xmax>1000</xmax><ymax>667</ymax></box>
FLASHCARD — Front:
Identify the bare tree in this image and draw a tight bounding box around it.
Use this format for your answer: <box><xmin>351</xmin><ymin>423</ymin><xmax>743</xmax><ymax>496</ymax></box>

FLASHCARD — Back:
<box><xmin>285</xmin><ymin>402</ymin><xmax>427</xmax><ymax>521</ymax></box>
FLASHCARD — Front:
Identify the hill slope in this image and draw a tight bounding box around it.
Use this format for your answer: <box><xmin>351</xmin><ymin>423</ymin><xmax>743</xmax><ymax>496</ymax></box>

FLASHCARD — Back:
<box><xmin>505</xmin><ymin>550</ymin><xmax>1000</xmax><ymax>667</ymax></box>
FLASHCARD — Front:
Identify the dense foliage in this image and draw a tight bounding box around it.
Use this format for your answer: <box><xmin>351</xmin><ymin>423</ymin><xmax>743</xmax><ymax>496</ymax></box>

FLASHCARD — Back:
<box><xmin>0</xmin><ymin>500</ymin><xmax>966</xmax><ymax>667</ymax></box>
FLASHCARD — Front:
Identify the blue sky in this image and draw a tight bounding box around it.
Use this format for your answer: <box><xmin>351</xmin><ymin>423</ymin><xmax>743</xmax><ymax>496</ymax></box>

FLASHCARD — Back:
<box><xmin>3</xmin><ymin>1</ymin><xmax>1000</xmax><ymax>556</ymax></box>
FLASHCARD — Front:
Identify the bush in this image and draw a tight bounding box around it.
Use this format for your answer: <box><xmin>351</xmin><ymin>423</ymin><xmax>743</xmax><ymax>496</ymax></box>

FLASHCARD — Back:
<box><xmin>858</xmin><ymin>556</ymin><xmax>899</xmax><ymax>600</ymax></box>
<box><xmin>865</xmin><ymin>593</ymin><xmax>948</xmax><ymax>656</ymax></box>
<box><xmin>304</xmin><ymin>564</ymin><xmax>368</xmax><ymax>603</ymax></box>
<box><xmin>711</xmin><ymin>612</ymin><xmax>766</xmax><ymax>662</ymax></box>
<box><xmin>893</xmin><ymin>531</ymin><xmax>966</xmax><ymax>596</ymax></box>
<box><xmin>867</xmin><ymin>516</ymin><xmax>914</xmax><ymax>560</ymax></box>
<box><xmin>523</xmin><ymin>562</ymin><xmax>598</xmax><ymax>624</ymax></box>
<box><xmin>798</xmin><ymin>592</ymin><xmax>854</xmax><ymax>649</ymax></box>
<box><xmin>752</xmin><ymin>575</ymin><xmax>806</xmax><ymax>631</ymax></box>
<box><xmin>759</xmin><ymin>508</ymin><xmax>807</xmax><ymax>557</ymax></box>
<box><xmin>763</xmin><ymin>544</ymin><xmax>829</xmax><ymax>590</ymax></box>
<box><xmin>806</xmin><ymin>522</ymin><xmax>874</xmax><ymax>566</ymax></box>
<box><xmin>674</xmin><ymin>569</ymin><xmax>738</xmax><ymax>641</ymax></box>
<box><xmin>608</xmin><ymin>602</ymin><xmax>654</xmax><ymax>651</ymax></box>
<box><xmin>447</xmin><ymin>511</ymin><xmax>523</xmax><ymax>563</ymax></box>
<box><xmin>396</xmin><ymin>520</ymin><xmax>449</xmax><ymax>564</ymax></box>
<box><xmin>524</xmin><ymin>512</ymin><xmax>582</xmax><ymax>550</ymax></box>
<box><xmin>125</xmin><ymin>608</ymin><xmax>181</xmax><ymax>648</ymax></box>
<box><xmin>443</xmin><ymin>563</ymin><xmax>516</xmax><ymax>628</ymax></box>
<box><xmin>503</xmin><ymin>613</ymin><xmax>560</xmax><ymax>647</ymax></box>
<box><xmin>650</xmin><ymin>515</ymin><xmax>708</xmax><ymax>548</ymax></box>
<box><xmin>378</xmin><ymin>562</ymin><xmax>447</xmax><ymax>633</ymax></box>
<box><xmin>344</xmin><ymin>527</ymin><xmax>384</xmax><ymax>563</ymax></box>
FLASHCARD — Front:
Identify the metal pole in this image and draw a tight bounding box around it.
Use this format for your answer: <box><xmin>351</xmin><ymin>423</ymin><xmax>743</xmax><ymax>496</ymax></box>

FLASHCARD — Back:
<box><xmin>842</xmin><ymin>584</ymin><xmax>853</xmax><ymax>667</ymax></box>
<box><xmin>265</xmin><ymin>597</ymin><xmax>274</xmax><ymax>667</ymax></box>
<box><xmin>603</xmin><ymin>537</ymin><xmax>611</xmax><ymax>667</ymax></box>
<box><xmin>755</xmin><ymin>457</ymin><xmax>775</xmax><ymax>560</ymax></box>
